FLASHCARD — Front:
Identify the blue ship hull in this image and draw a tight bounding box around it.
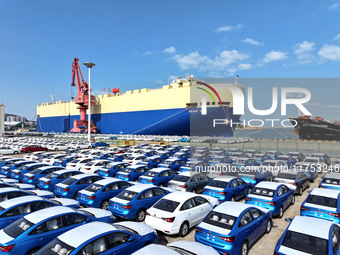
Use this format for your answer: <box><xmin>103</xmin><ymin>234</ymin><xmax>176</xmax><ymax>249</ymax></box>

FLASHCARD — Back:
<box><xmin>37</xmin><ymin>107</ymin><xmax>240</xmax><ymax>136</ymax></box>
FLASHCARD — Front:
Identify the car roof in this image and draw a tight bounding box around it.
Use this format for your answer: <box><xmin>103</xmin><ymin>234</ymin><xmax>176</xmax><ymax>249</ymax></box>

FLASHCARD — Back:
<box><xmin>324</xmin><ymin>173</ymin><xmax>340</xmax><ymax>179</ymax></box>
<box><xmin>52</xmin><ymin>169</ymin><xmax>78</xmax><ymax>175</ymax></box>
<box><xmin>94</xmin><ymin>177</ymin><xmax>123</xmax><ymax>185</ymax></box>
<box><xmin>214</xmin><ymin>201</ymin><xmax>254</xmax><ymax>217</ymax></box>
<box><xmin>148</xmin><ymin>168</ymin><xmax>170</xmax><ymax>173</ymax></box>
<box><xmin>0</xmin><ymin>187</ymin><xmax>21</xmax><ymax>193</ymax></box>
<box><xmin>25</xmin><ymin>206</ymin><xmax>75</xmax><ymax>224</ymax></box>
<box><xmin>59</xmin><ymin>222</ymin><xmax>118</xmax><ymax>247</ymax></box>
<box><xmin>255</xmin><ymin>181</ymin><xmax>282</xmax><ymax>189</ymax></box>
<box><xmin>69</xmin><ymin>173</ymin><xmax>97</xmax><ymax>179</ymax></box>
<box><xmin>36</xmin><ymin>166</ymin><xmax>63</xmax><ymax>171</ymax></box>
<box><xmin>0</xmin><ymin>196</ymin><xmax>44</xmax><ymax>209</ymax></box>
<box><xmin>212</xmin><ymin>176</ymin><xmax>235</xmax><ymax>182</ymax></box>
<box><xmin>262</xmin><ymin>160</ymin><xmax>281</xmax><ymax>163</ymax></box>
<box><xmin>161</xmin><ymin>191</ymin><xmax>197</xmax><ymax>203</ymax></box>
<box><xmin>126</xmin><ymin>164</ymin><xmax>146</xmax><ymax>169</ymax></box>
<box><xmin>310</xmin><ymin>188</ymin><xmax>340</xmax><ymax>199</ymax></box>
<box><xmin>178</xmin><ymin>171</ymin><xmax>193</xmax><ymax>177</ymax></box>
<box><xmin>126</xmin><ymin>184</ymin><xmax>156</xmax><ymax>193</ymax></box>
<box><xmin>288</xmin><ymin>216</ymin><xmax>333</xmax><ymax>239</ymax></box>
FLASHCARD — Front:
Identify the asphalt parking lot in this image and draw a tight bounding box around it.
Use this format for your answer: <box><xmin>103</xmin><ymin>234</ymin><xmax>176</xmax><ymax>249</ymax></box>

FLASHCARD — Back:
<box><xmin>10</xmin><ymin>149</ymin><xmax>324</xmax><ymax>255</ymax></box>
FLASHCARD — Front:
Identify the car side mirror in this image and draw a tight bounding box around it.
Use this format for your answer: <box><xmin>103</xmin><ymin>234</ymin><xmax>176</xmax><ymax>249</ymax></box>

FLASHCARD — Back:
<box><xmin>285</xmin><ymin>218</ymin><xmax>292</xmax><ymax>222</ymax></box>
<box><xmin>128</xmin><ymin>236</ymin><xmax>135</xmax><ymax>242</ymax></box>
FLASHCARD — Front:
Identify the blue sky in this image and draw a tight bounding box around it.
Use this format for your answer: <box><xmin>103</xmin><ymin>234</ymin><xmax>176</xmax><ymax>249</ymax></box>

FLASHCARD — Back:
<box><xmin>1</xmin><ymin>0</ymin><xmax>340</xmax><ymax>120</ymax></box>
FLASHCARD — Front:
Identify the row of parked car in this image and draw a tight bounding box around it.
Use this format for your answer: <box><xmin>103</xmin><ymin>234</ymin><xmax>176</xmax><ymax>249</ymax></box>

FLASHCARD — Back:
<box><xmin>0</xmin><ymin>140</ymin><xmax>339</xmax><ymax>254</ymax></box>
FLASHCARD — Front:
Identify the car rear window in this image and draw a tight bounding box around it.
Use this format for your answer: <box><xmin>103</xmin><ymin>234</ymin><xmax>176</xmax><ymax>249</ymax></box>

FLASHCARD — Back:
<box><xmin>306</xmin><ymin>195</ymin><xmax>338</xmax><ymax>208</ymax></box>
<box><xmin>251</xmin><ymin>187</ymin><xmax>275</xmax><ymax>197</ymax></box>
<box><xmin>35</xmin><ymin>238</ymin><xmax>75</xmax><ymax>255</ymax></box>
<box><xmin>116</xmin><ymin>190</ymin><xmax>138</xmax><ymax>201</ymax></box>
<box><xmin>28</xmin><ymin>169</ymin><xmax>42</xmax><ymax>175</ymax></box>
<box><xmin>45</xmin><ymin>173</ymin><xmax>59</xmax><ymax>180</ymax></box>
<box><xmin>323</xmin><ymin>178</ymin><xmax>340</xmax><ymax>186</ymax></box>
<box><xmin>282</xmin><ymin>230</ymin><xmax>328</xmax><ymax>255</ymax></box>
<box><xmin>61</xmin><ymin>178</ymin><xmax>77</xmax><ymax>185</ymax></box>
<box><xmin>172</xmin><ymin>175</ymin><xmax>190</xmax><ymax>182</ymax></box>
<box><xmin>276</xmin><ymin>173</ymin><xmax>296</xmax><ymax>180</ymax></box>
<box><xmin>153</xmin><ymin>199</ymin><xmax>180</xmax><ymax>212</ymax></box>
<box><xmin>203</xmin><ymin>211</ymin><xmax>236</xmax><ymax>230</ymax></box>
<box><xmin>122</xmin><ymin>168</ymin><xmax>134</xmax><ymax>173</ymax></box>
<box><xmin>3</xmin><ymin>218</ymin><xmax>33</xmax><ymax>238</ymax></box>
<box><xmin>69</xmin><ymin>159</ymin><xmax>80</xmax><ymax>164</ymax></box>
<box><xmin>143</xmin><ymin>171</ymin><xmax>158</xmax><ymax>177</ymax></box>
<box><xmin>208</xmin><ymin>180</ymin><xmax>228</xmax><ymax>189</ymax></box>
<box><xmin>84</xmin><ymin>184</ymin><xmax>103</xmax><ymax>192</ymax></box>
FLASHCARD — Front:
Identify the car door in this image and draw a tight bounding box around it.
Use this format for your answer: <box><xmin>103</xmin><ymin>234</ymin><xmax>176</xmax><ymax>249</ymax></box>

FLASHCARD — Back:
<box><xmin>238</xmin><ymin>209</ymin><xmax>257</xmax><ymax>245</ymax></box>
<box><xmin>276</xmin><ymin>186</ymin><xmax>286</xmax><ymax>209</ymax></box>
<box><xmin>281</xmin><ymin>185</ymin><xmax>292</xmax><ymax>208</ymax></box>
<box><xmin>236</xmin><ymin>178</ymin><xmax>249</xmax><ymax>196</ymax></box>
<box><xmin>137</xmin><ymin>188</ymin><xmax>156</xmax><ymax>209</ymax></box>
<box><xmin>179</xmin><ymin>198</ymin><xmax>198</xmax><ymax>226</ymax></box>
<box><xmin>193</xmin><ymin>196</ymin><xmax>213</xmax><ymax>225</ymax></box>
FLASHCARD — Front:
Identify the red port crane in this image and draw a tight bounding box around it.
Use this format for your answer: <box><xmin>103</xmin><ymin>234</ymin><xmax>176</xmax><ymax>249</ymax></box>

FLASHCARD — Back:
<box><xmin>69</xmin><ymin>58</ymin><xmax>97</xmax><ymax>133</ymax></box>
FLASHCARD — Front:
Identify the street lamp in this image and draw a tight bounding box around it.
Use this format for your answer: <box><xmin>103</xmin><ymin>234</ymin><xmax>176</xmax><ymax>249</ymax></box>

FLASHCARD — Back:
<box><xmin>83</xmin><ymin>61</ymin><xmax>96</xmax><ymax>142</ymax></box>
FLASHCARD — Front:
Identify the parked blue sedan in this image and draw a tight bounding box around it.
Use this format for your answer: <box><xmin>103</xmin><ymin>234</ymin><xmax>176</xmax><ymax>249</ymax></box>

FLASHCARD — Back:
<box><xmin>77</xmin><ymin>178</ymin><xmax>132</xmax><ymax>209</ymax></box>
<box><xmin>157</xmin><ymin>158</ymin><xmax>187</xmax><ymax>171</ymax></box>
<box><xmin>35</xmin><ymin>221</ymin><xmax>158</xmax><ymax>255</ymax></box>
<box><xmin>97</xmin><ymin>162</ymin><xmax>130</xmax><ymax>177</ymax></box>
<box><xmin>0</xmin><ymin>196</ymin><xmax>58</xmax><ymax>229</ymax></box>
<box><xmin>276</xmin><ymin>155</ymin><xmax>297</xmax><ymax>168</ymax></box>
<box><xmin>37</xmin><ymin>169</ymin><xmax>82</xmax><ymax>191</ymax></box>
<box><xmin>116</xmin><ymin>165</ymin><xmax>151</xmax><ymax>182</ymax></box>
<box><xmin>195</xmin><ymin>202</ymin><xmax>272</xmax><ymax>255</ymax></box>
<box><xmin>9</xmin><ymin>163</ymin><xmax>49</xmax><ymax>181</ymax></box>
<box><xmin>139</xmin><ymin>156</ymin><xmax>165</xmax><ymax>168</ymax></box>
<box><xmin>245</xmin><ymin>181</ymin><xmax>294</xmax><ymax>218</ymax></box>
<box><xmin>91</xmin><ymin>141</ymin><xmax>109</xmax><ymax>148</ymax></box>
<box><xmin>1</xmin><ymin>160</ymin><xmax>36</xmax><ymax>177</ymax></box>
<box><xmin>203</xmin><ymin>177</ymin><xmax>252</xmax><ymax>202</ymax></box>
<box><xmin>53</xmin><ymin>155</ymin><xmax>80</xmax><ymax>167</ymax></box>
<box><xmin>22</xmin><ymin>166</ymin><xmax>65</xmax><ymax>186</ymax></box>
<box><xmin>138</xmin><ymin>168</ymin><xmax>178</xmax><ymax>186</ymax></box>
<box><xmin>54</xmin><ymin>174</ymin><xmax>103</xmax><ymax>199</ymax></box>
<box><xmin>0</xmin><ymin>206</ymin><xmax>114</xmax><ymax>255</ymax></box>
<box><xmin>109</xmin><ymin>184</ymin><xmax>170</xmax><ymax>221</ymax></box>
<box><xmin>238</xmin><ymin>168</ymin><xmax>272</xmax><ymax>186</ymax></box>
<box><xmin>319</xmin><ymin>172</ymin><xmax>340</xmax><ymax>190</ymax></box>
<box><xmin>301</xmin><ymin>188</ymin><xmax>340</xmax><ymax>223</ymax></box>
<box><xmin>274</xmin><ymin>216</ymin><xmax>339</xmax><ymax>255</ymax></box>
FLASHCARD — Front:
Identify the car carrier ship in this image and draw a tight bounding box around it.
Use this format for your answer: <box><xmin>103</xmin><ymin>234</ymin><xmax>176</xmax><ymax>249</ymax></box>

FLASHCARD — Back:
<box><xmin>37</xmin><ymin>75</ymin><xmax>243</xmax><ymax>136</ymax></box>
<box><xmin>290</xmin><ymin>116</ymin><xmax>340</xmax><ymax>141</ymax></box>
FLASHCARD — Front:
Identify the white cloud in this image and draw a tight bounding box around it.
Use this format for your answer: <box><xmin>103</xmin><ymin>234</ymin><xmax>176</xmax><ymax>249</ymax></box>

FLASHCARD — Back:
<box><xmin>142</xmin><ymin>51</ymin><xmax>154</xmax><ymax>56</ymax></box>
<box><xmin>318</xmin><ymin>44</ymin><xmax>340</xmax><ymax>61</ymax></box>
<box><xmin>163</xmin><ymin>46</ymin><xmax>176</xmax><ymax>54</ymax></box>
<box><xmin>172</xmin><ymin>50</ymin><xmax>249</xmax><ymax>72</ymax></box>
<box><xmin>334</xmin><ymin>33</ymin><xmax>340</xmax><ymax>41</ymax></box>
<box><xmin>329</xmin><ymin>3</ymin><xmax>339</xmax><ymax>10</ymax></box>
<box><xmin>293</xmin><ymin>41</ymin><xmax>315</xmax><ymax>64</ymax></box>
<box><xmin>215</xmin><ymin>24</ymin><xmax>242</xmax><ymax>32</ymax></box>
<box><xmin>242</xmin><ymin>38</ymin><xmax>263</xmax><ymax>46</ymax></box>
<box><xmin>238</xmin><ymin>63</ymin><xmax>252</xmax><ymax>70</ymax></box>
<box><xmin>262</xmin><ymin>50</ymin><xmax>288</xmax><ymax>63</ymax></box>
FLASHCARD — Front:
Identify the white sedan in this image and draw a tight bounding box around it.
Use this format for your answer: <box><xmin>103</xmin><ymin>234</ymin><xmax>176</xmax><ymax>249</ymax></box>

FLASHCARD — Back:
<box><xmin>42</xmin><ymin>154</ymin><xmax>67</xmax><ymax>165</ymax></box>
<box><xmin>0</xmin><ymin>147</ymin><xmax>20</xmax><ymax>155</ymax></box>
<box><xmin>66</xmin><ymin>158</ymin><xmax>95</xmax><ymax>170</ymax></box>
<box><xmin>145</xmin><ymin>191</ymin><xmax>219</xmax><ymax>237</ymax></box>
<box><xmin>123</xmin><ymin>154</ymin><xmax>148</xmax><ymax>164</ymax></box>
<box><xmin>79</xmin><ymin>160</ymin><xmax>113</xmax><ymax>174</ymax></box>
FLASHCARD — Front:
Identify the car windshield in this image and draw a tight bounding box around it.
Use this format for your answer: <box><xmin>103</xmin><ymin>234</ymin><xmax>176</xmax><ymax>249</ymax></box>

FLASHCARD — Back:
<box><xmin>323</xmin><ymin>178</ymin><xmax>340</xmax><ymax>186</ymax></box>
<box><xmin>84</xmin><ymin>162</ymin><xmax>95</xmax><ymax>166</ymax></box>
<box><xmin>35</xmin><ymin>238</ymin><xmax>75</xmax><ymax>255</ymax></box>
<box><xmin>61</xmin><ymin>178</ymin><xmax>77</xmax><ymax>185</ymax></box>
<box><xmin>276</xmin><ymin>173</ymin><xmax>296</xmax><ymax>180</ymax></box>
<box><xmin>281</xmin><ymin>230</ymin><xmax>328</xmax><ymax>255</ymax></box>
<box><xmin>306</xmin><ymin>195</ymin><xmax>337</xmax><ymax>208</ymax></box>
<box><xmin>143</xmin><ymin>171</ymin><xmax>158</xmax><ymax>177</ymax></box>
<box><xmin>29</xmin><ymin>169</ymin><xmax>42</xmax><ymax>175</ymax></box>
<box><xmin>44</xmin><ymin>173</ymin><xmax>59</xmax><ymax>180</ymax></box>
<box><xmin>114</xmin><ymin>224</ymin><xmax>138</xmax><ymax>235</ymax></box>
<box><xmin>203</xmin><ymin>211</ymin><xmax>236</xmax><ymax>230</ymax></box>
<box><xmin>153</xmin><ymin>199</ymin><xmax>180</xmax><ymax>213</ymax></box>
<box><xmin>84</xmin><ymin>184</ymin><xmax>103</xmax><ymax>192</ymax></box>
<box><xmin>3</xmin><ymin>218</ymin><xmax>33</xmax><ymax>238</ymax></box>
<box><xmin>69</xmin><ymin>159</ymin><xmax>80</xmax><ymax>164</ymax></box>
<box><xmin>251</xmin><ymin>187</ymin><xmax>275</xmax><ymax>197</ymax></box>
<box><xmin>208</xmin><ymin>180</ymin><xmax>228</xmax><ymax>189</ymax></box>
<box><xmin>144</xmin><ymin>158</ymin><xmax>152</xmax><ymax>162</ymax></box>
<box><xmin>116</xmin><ymin>190</ymin><xmax>138</xmax><ymax>201</ymax></box>
<box><xmin>172</xmin><ymin>175</ymin><xmax>190</xmax><ymax>182</ymax></box>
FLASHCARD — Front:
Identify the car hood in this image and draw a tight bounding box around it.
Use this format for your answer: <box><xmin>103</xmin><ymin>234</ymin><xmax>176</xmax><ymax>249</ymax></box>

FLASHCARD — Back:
<box><xmin>116</xmin><ymin>221</ymin><xmax>155</xmax><ymax>236</ymax></box>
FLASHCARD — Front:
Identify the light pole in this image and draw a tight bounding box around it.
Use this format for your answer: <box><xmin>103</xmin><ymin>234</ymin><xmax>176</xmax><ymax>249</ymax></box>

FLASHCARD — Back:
<box><xmin>83</xmin><ymin>61</ymin><xmax>96</xmax><ymax>142</ymax></box>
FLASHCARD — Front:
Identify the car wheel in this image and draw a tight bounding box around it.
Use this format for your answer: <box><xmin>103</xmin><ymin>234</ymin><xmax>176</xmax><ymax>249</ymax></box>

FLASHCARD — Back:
<box><xmin>291</xmin><ymin>195</ymin><xmax>295</xmax><ymax>205</ymax></box>
<box><xmin>54</xmin><ymin>148</ymin><xmax>58</xmax><ymax>151</ymax></box>
<box><xmin>14</xmin><ymin>151</ymin><xmax>18</xmax><ymax>154</ymax></box>
<box><xmin>100</xmin><ymin>200</ymin><xmax>110</xmax><ymax>210</ymax></box>
<box><xmin>191</xmin><ymin>189</ymin><xmax>197</xmax><ymax>194</ymax></box>
<box><xmin>240</xmin><ymin>241</ymin><xmax>248</xmax><ymax>255</ymax></box>
<box><xmin>26</xmin><ymin>248</ymin><xmax>40</xmax><ymax>255</ymax></box>
<box><xmin>231</xmin><ymin>196</ymin><xmax>235</xmax><ymax>202</ymax></box>
<box><xmin>179</xmin><ymin>222</ymin><xmax>189</xmax><ymax>237</ymax></box>
<box><xmin>136</xmin><ymin>209</ymin><xmax>146</xmax><ymax>222</ymax></box>
<box><xmin>299</xmin><ymin>187</ymin><xmax>303</xmax><ymax>196</ymax></box>
<box><xmin>278</xmin><ymin>206</ymin><xmax>284</xmax><ymax>218</ymax></box>
<box><xmin>266</xmin><ymin>219</ymin><xmax>272</xmax><ymax>233</ymax></box>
